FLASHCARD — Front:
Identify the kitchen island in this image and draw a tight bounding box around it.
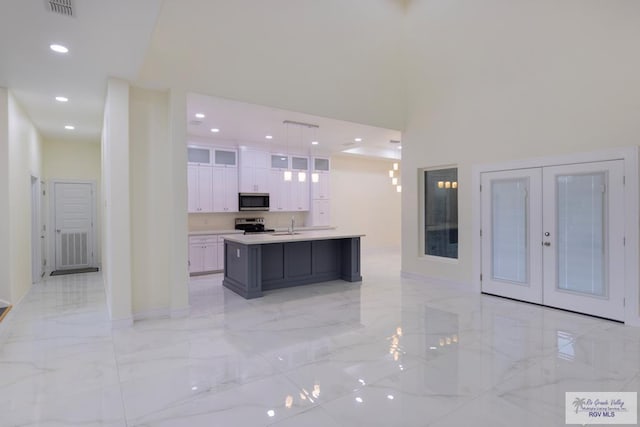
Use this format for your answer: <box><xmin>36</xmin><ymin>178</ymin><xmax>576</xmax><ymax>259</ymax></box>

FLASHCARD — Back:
<box><xmin>222</xmin><ymin>230</ymin><xmax>364</xmax><ymax>299</ymax></box>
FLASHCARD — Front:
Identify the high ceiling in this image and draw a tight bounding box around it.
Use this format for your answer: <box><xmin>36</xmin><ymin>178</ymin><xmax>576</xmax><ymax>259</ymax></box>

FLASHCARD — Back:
<box><xmin>0</xmin><ymin>0</ymin><xmax>403</xmax><ymax>158</ymax></box>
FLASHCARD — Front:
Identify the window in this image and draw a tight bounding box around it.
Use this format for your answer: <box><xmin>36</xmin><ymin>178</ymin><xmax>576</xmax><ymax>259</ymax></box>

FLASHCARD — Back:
<box><xmin>424</xmin><ymin>168</ymin><xmax>458</xmax><ymax>258</ymax></box>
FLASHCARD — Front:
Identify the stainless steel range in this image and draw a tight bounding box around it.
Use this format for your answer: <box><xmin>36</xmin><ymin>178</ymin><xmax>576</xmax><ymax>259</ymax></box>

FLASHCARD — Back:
<box><xmin>234</xmin><ymin>217</ymin><xmax>275</xmax><ymax>234</ymax></box>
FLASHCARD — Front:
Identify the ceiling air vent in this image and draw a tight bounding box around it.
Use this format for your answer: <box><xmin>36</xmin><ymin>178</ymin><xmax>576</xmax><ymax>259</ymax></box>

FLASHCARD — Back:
<box><xmin>47</xmin><ymin>0</ymin><xmax>74</xmax><ymax>17</ymax></box>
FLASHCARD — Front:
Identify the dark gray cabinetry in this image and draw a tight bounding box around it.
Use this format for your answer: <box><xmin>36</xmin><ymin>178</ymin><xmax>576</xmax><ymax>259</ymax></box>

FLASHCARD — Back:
<box><xmin>223</xmin><ymin>237</ymin><xmax>362</xmax><ymax>299</ymax></box>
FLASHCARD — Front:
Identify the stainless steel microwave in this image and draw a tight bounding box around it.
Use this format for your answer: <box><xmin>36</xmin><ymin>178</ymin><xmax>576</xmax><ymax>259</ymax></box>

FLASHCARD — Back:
<box><xmin>238</xmin><ymin>193</ymin><xmax>270</xmax><ymax>211</ymax></box>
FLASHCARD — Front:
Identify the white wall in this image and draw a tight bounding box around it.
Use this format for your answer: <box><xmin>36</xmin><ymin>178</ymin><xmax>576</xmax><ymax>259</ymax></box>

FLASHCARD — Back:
<box><xmin>139</xmin><ymin>0</ymin><xmax>407</xmax><ymax>131</ymax></box>
<box><xmin>102</xmin><ymin>78</ymin><xmax>132</xmax><ymax>325</ymax></box>
<box><xmin>42</xmin><ymin>139</ymin><xmax>102</xmax><ymax>267</ymax></box>
<box><xmin>129</xmin><ymin>87</ymin><xmax>172</xmax><ymax>316</ymax></box>
<box><xmin>3</xmin><ymin>91</ymin><xmax>43</xmax><ymax>303</ymax></box>
<box><xmin>401</xmin><ymin>1</ymin><xmax>640</xmax><ymax>287</ymax></box>
<box><xmin>331</xmin><ymin>155</ymin><xmax>401</xmax><ymax>251</ymax></box>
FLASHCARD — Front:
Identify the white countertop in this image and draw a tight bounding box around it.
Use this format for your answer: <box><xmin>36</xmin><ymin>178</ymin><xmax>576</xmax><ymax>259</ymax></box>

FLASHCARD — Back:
<box><xmin>222</xmin><ymin>229</ymin><xmax>364</xmax><ymax>245</ymax></box>
<box><xmin>188</xmin><ymin>230</ymin><xmax>243</xmax><ymax>236</ymax></box>
<box><xmin>188</xmin><ymin>226</ymin><xmax>335</xmax><ymax>237</ymax></box>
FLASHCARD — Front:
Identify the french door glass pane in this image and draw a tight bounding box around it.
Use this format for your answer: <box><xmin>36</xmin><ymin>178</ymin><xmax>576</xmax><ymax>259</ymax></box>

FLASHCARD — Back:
<box><xmin>556</xmin><ymin>173</ymin><xmax>606</xmax><ymax>297</ymax></box>
<box><xmin>491</xmin><ymin>179</ymin><xmax>528</xmax><ymax>284</ymax></box>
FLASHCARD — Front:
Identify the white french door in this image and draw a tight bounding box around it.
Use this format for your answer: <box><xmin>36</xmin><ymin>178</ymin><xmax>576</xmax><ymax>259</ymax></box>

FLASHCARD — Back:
<box><xmin>481</xmin><ymin>160</ymin><xmax>625</xmax><ymax>321</ymax></box>
<box><xmin>53</xmin><ymin>182</ymin><xmax>95</xmax><ymax>270</ymax></box>
<box><xmin>481</xmin><ymin>168</ymin><xmax>543</xmax><ymax>304</ymax></box>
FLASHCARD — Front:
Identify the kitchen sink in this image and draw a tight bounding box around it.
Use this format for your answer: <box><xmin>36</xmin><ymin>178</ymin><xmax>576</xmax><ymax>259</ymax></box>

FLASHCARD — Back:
<box><xmin>270</xmin><ymin>232</ymin><xmax>302</xmax><ymax>236</ymax></box>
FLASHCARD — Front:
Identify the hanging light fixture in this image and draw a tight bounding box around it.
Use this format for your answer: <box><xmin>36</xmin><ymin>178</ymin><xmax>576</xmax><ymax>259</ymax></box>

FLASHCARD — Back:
<box><xmin>283</xmin><ymin>121</ymin><xmax>292</xmax><ymax>181</ymax></box>
<box><xmin>311</xmin><ymin>125</ymin><xmax>320</xmax><ymax>184</ymax></box>
<box><xmin>297</xmin><ymin>125</ymin><xmax>306</xmax><ymax>182</ymax></box>
<box><xmin>388</xmin><ymin>160</ymin><xmax>402</xmax><ymax>193</ymax></box>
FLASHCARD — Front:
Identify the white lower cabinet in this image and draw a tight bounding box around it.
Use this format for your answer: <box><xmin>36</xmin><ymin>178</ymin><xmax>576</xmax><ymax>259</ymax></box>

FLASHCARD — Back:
<box><xmin>189</xmin><ymin>235</ymin><xmax>228</xmax><ymax>274</ymax></box>
<box><xmin>217</xmin><ymin>237</ymin><xmax>224</xmax><ymax>270</ymax></box>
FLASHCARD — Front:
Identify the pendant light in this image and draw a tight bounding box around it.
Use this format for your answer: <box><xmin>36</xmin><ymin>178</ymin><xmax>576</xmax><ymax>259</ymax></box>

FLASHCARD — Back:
<box><xmin>297</xmin><ymin>125</ymin><xmax>306</xmax><ymax>182</ymax></box>
<box><xmin>311</xmin><ymin>125</ymin><xmax>320</xmax><ymax>184</ymax></box>
<box><xmin>284</xmin><ymin>122</ymin><xmax>292</xmax><ymax>181</ymax></box>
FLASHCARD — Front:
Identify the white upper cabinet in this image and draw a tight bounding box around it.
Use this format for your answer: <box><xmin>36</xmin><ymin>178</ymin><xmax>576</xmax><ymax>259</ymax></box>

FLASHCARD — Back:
<box><xmin>311</xmin><ymin>157</ymin><xmax>330</xmax><ymax>200</ymax></box>
<box><xmin>212</xmin><ymin>166</ymin><xmax>238</xmax><ymax>212</ymax></box>
<box><xmin>239</xmin><ymin>149</ymin><xmax>270</xmax><ymax>193</ymax></box>
<box><xmin>269</xmin><ymin>170</ymin><xmax>290</xmax><ymax>211</ymax></box>
<box><xmin>271</xmin><ymin>154</ymin><xmax>289</xmax><ymax>169</ymax></box>
<box><xmin>313</xmin><ymin>157</ymin><xmax>330</xmax><ymax>172</ymax></box>
<box><xmin>311</xmin><ymin>172</ymin><xmax>330</xmax><ymax>200</ymax></box>
<box><xmin>311</xmin><ymin>199</ymin><xmax>331</xmax><ymax>227</ymax></box>
<box><xmin>187</xmin><ymin>145</ymin><xmax>238</xmax><ymax>213</ymax></box>
<box><xmin>213</xmin><ymin>148</ymin><xmax>237</xmax><ymax>167</ymax></box>
<box><xmin>187</xmin><ymin>164</ymin><xmax>214</xmax><ymax>213</ymax></box>
<box><xmin>188</xmin><ymin>145</ymin><xmax>213</xmax><ymax>165</ymax></box>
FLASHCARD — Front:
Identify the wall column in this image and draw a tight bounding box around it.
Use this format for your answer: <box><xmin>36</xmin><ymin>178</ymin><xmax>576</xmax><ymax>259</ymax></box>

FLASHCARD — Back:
<box><xmin>102</xmin><ymin>78</ymin><xmax>132</xmax><ymax>327</ymax></box>
<box><xmin>168</xmin><ymin>88</ymin><xmax>189</xmax><ymax>317</ymax></box>
<box><xmin>0</xmin><ymin>88</ymin><xmax>10</xmax><ymax>304</ymax></box>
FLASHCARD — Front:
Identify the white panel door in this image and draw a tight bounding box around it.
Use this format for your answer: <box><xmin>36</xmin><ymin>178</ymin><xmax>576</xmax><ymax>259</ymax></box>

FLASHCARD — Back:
<box><xmin>542</xmin><ymin>161</ymin><xmax>625</xmax><ymax>321</ymax></box>
<box><xmin>481</xmin><ymin>168</ymin><xmax>543</xmax><ymax>304</ymax></box>
<box><xmin>54</xmin><ymin>182</ymin><xmax>94</xmax><ymax>270</ymax></box>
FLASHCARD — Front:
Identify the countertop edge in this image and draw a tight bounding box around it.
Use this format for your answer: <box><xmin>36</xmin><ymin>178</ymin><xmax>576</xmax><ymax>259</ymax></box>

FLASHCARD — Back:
<box><xmin>222</xmin><ymin>231</ymin><xmax>365</xmax><ymax>245</ymax></box>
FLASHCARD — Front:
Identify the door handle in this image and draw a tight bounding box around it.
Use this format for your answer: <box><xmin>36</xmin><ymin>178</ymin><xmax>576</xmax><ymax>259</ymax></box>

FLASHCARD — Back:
<box><xmin>543</xmin><ymin>241</ymin><xmax>551</xmax><ymax>246</ymax></box>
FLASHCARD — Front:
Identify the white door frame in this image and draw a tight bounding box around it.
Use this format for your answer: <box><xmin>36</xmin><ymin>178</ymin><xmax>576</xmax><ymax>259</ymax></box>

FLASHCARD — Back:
<box><xmin>472</xmin><ymin>147</ymin><xmax>639</xmax><ymax>326</ymax></box>
<box><xmin>48</xmin><ymin>179</ymin><xmax>98</xmax><ymax>271</ymax></box>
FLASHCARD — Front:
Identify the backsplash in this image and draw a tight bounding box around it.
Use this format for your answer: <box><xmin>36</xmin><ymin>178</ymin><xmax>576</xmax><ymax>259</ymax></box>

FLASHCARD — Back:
<box><xmin>188</xmin><ymin>211</ymin><xmax>309</xmax><ymax>232</ymax></box>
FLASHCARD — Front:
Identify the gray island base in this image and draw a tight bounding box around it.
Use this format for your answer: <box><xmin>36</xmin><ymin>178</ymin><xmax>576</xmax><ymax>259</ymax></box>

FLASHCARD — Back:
<box><xmin>222</xmin><ymin>231</ymin><xmax>364</xmax><ymax>299</ymax></box>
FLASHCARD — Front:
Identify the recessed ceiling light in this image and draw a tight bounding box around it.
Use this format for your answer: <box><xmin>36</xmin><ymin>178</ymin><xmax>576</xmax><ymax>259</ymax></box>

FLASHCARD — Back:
<box><xmin>50</xmin><ymin>44</ymin><xmax>69</xmax><ymax>53</ymax></box>
<box><xmin>311</xmin><ymin>141</ymin><xmax>319</xmax><ymax>145</ymax></box>
<box><xmin>195</xmin><ymin>113</ymin><xmax>205</xmax><ymax>119</ymax></box>
<box><xmin>398</xmin><ymin>145</ymin><xmax>402</xmax><ymax>150</ymax></box>
<box><xmin>64</xmin><ymin>125</ymin><xmax>75</xmax><ymax>130</ymax></box>
<box><xmin>55</xmin><ymin>96</ymin><xmax>68</xmax><ymax>102</ymax></box>
<box><xmin>265</xmin><ymin>135</ymin><xmax>273</xmax><ymax>140</ymax></box>
<box><xmin>354</xmin><ymin>137</ymin><xmax>362</xmax><ymax>142</ymax></box>
<box><xmin>210</xmin><ymin>128</ymin><xmax>220</xmax><ymax>133</ymax></box>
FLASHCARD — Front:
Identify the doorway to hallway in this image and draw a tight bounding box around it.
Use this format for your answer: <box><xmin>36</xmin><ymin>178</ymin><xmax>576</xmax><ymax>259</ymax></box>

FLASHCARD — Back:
<box><xmin>51</xmin><ymin>181</ymin><xmax>97</xmax><ymax>271</ymax></box>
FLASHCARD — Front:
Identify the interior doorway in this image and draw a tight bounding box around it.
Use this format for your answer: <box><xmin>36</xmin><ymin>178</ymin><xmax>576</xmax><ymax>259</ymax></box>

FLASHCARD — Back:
<box><xmin>480</xmin><ymin>160</ymin><xmax>626</xmax><ymax>321</ymax></box>
<box><xmin>51</xmin><ymin>181</ymin><xmax>96</xmax><ymax>271</ymax></box>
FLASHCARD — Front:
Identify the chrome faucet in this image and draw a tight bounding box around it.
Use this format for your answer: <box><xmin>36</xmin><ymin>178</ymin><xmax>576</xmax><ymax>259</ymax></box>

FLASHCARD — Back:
<box><xmin>289</xmin><ymin>216</ymin><xmax>295</xmax><ymax>234</ymax></box>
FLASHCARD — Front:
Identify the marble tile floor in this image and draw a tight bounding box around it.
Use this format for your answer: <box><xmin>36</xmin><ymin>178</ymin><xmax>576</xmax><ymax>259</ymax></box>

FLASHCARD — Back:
<box><xmin>0</xmin><ymin>250</ymin><xmax>639</xmax><ymax>426</ymax></box>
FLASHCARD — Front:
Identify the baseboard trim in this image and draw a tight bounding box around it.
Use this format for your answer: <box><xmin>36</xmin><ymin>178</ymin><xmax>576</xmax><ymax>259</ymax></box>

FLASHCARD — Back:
<box><xmin>400</xmin><ymin>270</ymin><xmax>471</xmax><ymax>291</ymax></box>
<box><xmin>132</xmin><ymin>307</ymin><xmax>170</xmax><ymax>322</ymax></box>
<box><xmin>170</xmin><ymin>307</ymin><xmax>190</xmax><ymax>319</ymax></box>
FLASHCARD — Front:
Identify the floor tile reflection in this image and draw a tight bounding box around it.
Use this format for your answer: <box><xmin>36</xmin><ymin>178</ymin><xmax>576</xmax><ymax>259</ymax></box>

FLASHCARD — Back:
<box><xmin>0</xmin><ymin>250</ymin><xmax>637</xmax><ymax>427</ymax></box>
